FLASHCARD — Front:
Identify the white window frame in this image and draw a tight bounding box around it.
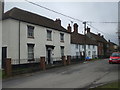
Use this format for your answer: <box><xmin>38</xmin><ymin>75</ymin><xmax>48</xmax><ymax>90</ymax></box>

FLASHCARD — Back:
<box><xmin>47</xmin><ymin>30</ymin><xmax>52</xmax><ymax>41</ymax></box>
<box><xmin>27</xmin><ymin>25</ymin><xmax>34</xmax><ymax>38</ymax></box>
<box><xmin>61</xmin><ymin>46</ymin><xmax>64</xmax><ymax>57</ymax></box>
<box><xmin>88</xmin><ymin>45</ymin><xmax>90</xmax><ymax>49</ymax></box>
<box><xmin>27</xmin><ymin>44</ymin><xmax>34</xmax><ymax>60</ymax></box>
<box><xmin>76</xmin><ymin>44</ymin><xmax>78</xmax><ymax>49</ymax></box>
<box><xmin>88</xmin><ymin>51</ymin><xmax>91</xmax><ymax>56</ymax></box>
<box><xmin>60</xmin><ymin>33</ymin><xmax>64</xmax><ymax>42</ymax></box>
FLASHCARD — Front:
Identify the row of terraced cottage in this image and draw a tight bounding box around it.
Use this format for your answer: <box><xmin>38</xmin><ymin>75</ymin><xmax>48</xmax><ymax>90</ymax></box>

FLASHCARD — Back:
<box><xmin>1</xmin><ymin>8</ymin><xmax>117</xmax><ymax>65</ymax></box>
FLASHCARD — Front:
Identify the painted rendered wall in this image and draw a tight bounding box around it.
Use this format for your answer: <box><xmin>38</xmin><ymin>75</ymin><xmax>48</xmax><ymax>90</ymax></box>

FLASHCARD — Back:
<box><xmin>71</xmin><ymin>44</ymin><xmax>98</xmax><ymax>59</ymax></box>
<box><xmin>2</xmin><ymin>19</ymin><xmax>71</xmax><ymax>64</ymax></box>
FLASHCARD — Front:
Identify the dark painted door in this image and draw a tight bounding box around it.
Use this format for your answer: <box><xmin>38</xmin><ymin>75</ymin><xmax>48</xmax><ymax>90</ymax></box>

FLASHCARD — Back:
<box><xmin>2</xmin><ymin>47</ymin><xmax>7</xmax><ymax>68</ymax></box>
<box><xmin>47</xmin><ymin>50</ymin><xmax>51</xmax><ymax>64</ymax></box>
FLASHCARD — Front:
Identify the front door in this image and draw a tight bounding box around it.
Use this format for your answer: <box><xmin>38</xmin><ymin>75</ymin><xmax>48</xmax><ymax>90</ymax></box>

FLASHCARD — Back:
<box><xmin>47</xmin><ymin>49</ymin><xmax>51</xmax><ymax>64</ymax></box>
<box><xmin>2</xmin><ymin>47</ymin><xmax>7</xmax><ymax>69</ymax></box>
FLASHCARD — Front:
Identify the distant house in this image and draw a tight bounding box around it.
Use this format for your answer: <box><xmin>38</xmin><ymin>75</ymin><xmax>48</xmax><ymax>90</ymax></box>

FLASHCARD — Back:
<box><xmin>2</xmin><ymin>7</ymin><xmax>71</xmax><ymax>65</ymax></box>
<box><xmin>69</xmin><ymin>23</ymin><xmax>98</xmax><ymax>59</ymax></box>
<box><xmin>107</xmin><ymin>40</ymin><xmax>118</xmax><ymax>56</ymax></box>
<box><xmin>86</xmin><ymin>27</ymin><xmax>108</xmax><ymax>58</ymax></box>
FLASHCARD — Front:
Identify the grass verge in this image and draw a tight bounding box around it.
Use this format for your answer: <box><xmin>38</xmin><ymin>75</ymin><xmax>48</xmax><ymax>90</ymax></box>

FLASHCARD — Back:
<box><xmin>90</xmin><ymin>81</ymin><xmax>120</xmax><ymax>89</ymax></box>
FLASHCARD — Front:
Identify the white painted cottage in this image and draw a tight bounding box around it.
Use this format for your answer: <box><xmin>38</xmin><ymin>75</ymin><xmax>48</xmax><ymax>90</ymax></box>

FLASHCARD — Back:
<box><xmin>69</xmin><ymin>23</ymin><xmax>98</xmax><ymax>59</ymax></box>
<box><xmin>2</xmin><ymin>7</ymin><xmax>71</xmax><ymax>64</ymax></box>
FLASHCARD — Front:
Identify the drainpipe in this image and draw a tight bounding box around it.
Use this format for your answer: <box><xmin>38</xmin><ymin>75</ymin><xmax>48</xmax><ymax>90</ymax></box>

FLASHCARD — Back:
<box><xmin>18</xmin><ymin>21</ymin><xmax>20</xmax><ymax>64</ymax></box>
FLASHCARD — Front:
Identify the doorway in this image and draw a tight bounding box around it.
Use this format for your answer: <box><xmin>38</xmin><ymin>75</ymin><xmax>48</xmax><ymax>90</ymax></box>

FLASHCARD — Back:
<box><xmin>46</xmin><ymin>45</ymin><xmax>55</xmax><ymax>64</ymax></box>
<box><xmin>2</xmin><ymin>47</ymin><xmax>7</xmax><ymax>68</ymax></box>
<box><xmin>47</xmin><ymin>49</ymin><xmax>51</xmax><ymax>64</ymax></box>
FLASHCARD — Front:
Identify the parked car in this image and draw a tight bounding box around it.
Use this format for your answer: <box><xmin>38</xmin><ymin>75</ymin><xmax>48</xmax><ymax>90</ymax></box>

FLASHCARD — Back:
<box><xmin>109</xmin><ymin>52</ymin><xmax>120</xmax><ymax>64</ymax></box>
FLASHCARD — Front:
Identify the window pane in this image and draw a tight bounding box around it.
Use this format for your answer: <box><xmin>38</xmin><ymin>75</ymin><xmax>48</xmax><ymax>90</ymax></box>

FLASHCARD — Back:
<box><xmin>60</xmin><ymin>33</ymin><xmax>64</xmax><ymax>41</ymax></box>
<box><xmin>47</xmin><ymin>30</ymin><xmax>52</xmax><ymax>40</ymax></box>
<box><xmin>61</xmin><ymin>47</ymin><xmax>64</xmax><ymax>56</ymax></box>
<box><xmin>27</xmin><ymin>25</ymin><xmax>34</xmax><ymax>37</ymax></box>
<box><xmin>76</xmin><ymin>44</ymin><xmax>78</xmax><ymax>49</ymax></box>
<box><xmin>28</xmin><ymin>44</ymin><xmax>34</xmax><ymax>59</ymax></box>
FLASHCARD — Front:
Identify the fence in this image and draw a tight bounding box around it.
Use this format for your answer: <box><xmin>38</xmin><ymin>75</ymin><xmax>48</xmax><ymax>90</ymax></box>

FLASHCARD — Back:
<box><xmin>3</xmin><ymin>54</ymin><xmax>108</xmax><ymax>77</ymax></box>
<box><xmin>98</xmin><ymin>55</ymin><xmax>110</xmax><ymax>59</ymax></box>
<box><xmin>71</xmin><ymin>56</ymin><xmax>85</xmax><ymax>64</ymax></box>
<box><xmin>45</xmin><ymin>57</ymin><xmax>63</xmax><ymax>69</ymax></box>
<box><xmin>3</xmin><ymin>56</ymin><xmax>70</xmax><ymax>77</ymax></box>
<box><xmin>11</xmin><ymin>58</ymin><xmax>40</xmax><ymax>75</ymax></box>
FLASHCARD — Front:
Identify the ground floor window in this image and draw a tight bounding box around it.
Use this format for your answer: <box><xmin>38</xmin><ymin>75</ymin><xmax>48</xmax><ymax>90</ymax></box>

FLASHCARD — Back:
<box><xmin>61</xmin><ymin>46</ymin><xmax>64</xmax><ymax>57</ymax></box>
<box><xmin>27</xmin><ymin>44</ymin><xmax>34</xmax><ymax>60</ymax></box>
<box><xmin>93</xmin><ymin>51</ymin><xmax>96</xmax><ymax>55</ymax></box>
<box><xmin>76</xmin><ymin>52</ymin><xmax>79</xmax><ymax>56</ymax></box>
<box><xmin>88</xmin><ymin>51</ymin><xmax>91</xmax><ymax>56</ymax></box>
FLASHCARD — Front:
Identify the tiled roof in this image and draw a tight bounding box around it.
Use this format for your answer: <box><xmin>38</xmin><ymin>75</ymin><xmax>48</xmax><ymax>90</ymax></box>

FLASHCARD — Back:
<box><xmin>108</xmin><ymin>41</ymin><xmax>117</xmax><ymax>45</ymax></box>
<box><xmin>88</xmin><ymin>32</ymin><xmax>107</xmax><ymax>43</ymax></box>
<box><xmin>3</xmin><ymin>7</ymin><xmax>70</xmax><ymax>33</ymax></box>
<box><xmin>71</xmin><ymin>32</ymin><xmax>97</xmax><ymax>45</ymax></box>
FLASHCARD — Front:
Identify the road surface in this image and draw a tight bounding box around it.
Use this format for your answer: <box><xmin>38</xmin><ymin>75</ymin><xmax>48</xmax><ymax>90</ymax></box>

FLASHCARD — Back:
<box><xmin>2</xmin><ymin>59</ymin><xmax>119</xmax><ymax>88</ymax></box>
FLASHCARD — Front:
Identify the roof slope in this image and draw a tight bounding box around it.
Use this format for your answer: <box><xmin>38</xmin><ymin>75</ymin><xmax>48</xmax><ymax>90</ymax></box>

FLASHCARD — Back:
<box><xmin>3</xmin><ymin>7</ymin><xmax>69</xmax><ymax>33</ymax></box>
<box><xmin>88</xmin><ymin>32</ymin><xmax>107</xmax><ymax>43</ymax></box>
<box><xmin>71</xmin><ymin>32</ymin><xmax>97</xmax><ymax>45</ymax></box>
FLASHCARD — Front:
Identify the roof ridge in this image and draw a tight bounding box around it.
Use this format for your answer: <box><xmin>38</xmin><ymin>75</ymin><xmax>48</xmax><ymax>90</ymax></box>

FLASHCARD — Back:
<box><xmin>5</xmin><ymin>7</ymin><xmax>55</xmax><ymax>22</ymax></box>
<box><xmin>3</xmin><ymin>7</ymin><xmax>69</xmax><ymax>33</ymax></box>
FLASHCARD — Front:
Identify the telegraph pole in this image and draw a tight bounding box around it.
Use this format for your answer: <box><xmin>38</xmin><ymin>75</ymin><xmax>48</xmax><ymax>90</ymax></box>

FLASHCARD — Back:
<box><xmin>83</xmin><ymin>21</ymin><xmax>87</xmax><ymax>60</ymax></box>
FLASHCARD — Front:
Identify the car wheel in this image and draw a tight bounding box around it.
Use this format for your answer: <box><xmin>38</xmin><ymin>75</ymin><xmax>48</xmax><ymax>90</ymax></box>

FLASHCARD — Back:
<box><xmin>109</xmin><ymin>62</ymin><xmax>112</xmax><ymax>64</ymax></box>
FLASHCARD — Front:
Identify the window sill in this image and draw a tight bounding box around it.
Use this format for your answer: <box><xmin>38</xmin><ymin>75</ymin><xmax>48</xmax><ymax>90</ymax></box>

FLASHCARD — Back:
<box><xmin>28</xmin><ymin>37</ymin><xmax>34</xmax><ymax>39</ymax></box>
<box><xmin>28</xmin><ymin>58</ymin><xmax>35</xmax><ymax>62</ymax></box>
<box><xmin>47</xmin><ymin>39</ymin><xmax>52</xmax><ymax>41</ymax></box>
<box><xmin>60</xmin><ymin>40</ymin><xmax>64</xmax><ymax>43</ymax></box>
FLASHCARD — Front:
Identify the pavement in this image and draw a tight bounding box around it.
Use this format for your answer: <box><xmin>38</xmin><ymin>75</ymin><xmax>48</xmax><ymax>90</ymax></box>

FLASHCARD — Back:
<box><xmin>2</xmin><ymin>59</ymin><xmax>119</xmax><ymax>89</ymax></box>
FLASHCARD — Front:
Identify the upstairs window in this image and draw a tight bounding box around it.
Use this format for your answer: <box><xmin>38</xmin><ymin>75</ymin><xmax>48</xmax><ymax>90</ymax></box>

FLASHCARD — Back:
<box><xmin>60</xmin><ymin>33</ymin><xmax>64</xmax><ymax>42</ymax></box>
<box><xmin>47</xmin><ymin>30</ymin><xmax>52</xmax><ymax>41</ymax></box>
<box><xmin>82</xmin><ymin>45</ymin><xmax>84</xmax><ymax>49</ymax></box>
<box><xmin>27</xmin><ymin>25</ymin><xmax>34</xmax><ymax>38</ymax></box>
<box><xmin>88</xmin><ymin>45</ymin><xmax>90</xmax><ymax>49</ymax></box>
<box><xmin>88</xmin><ymin>51</ymin><xmax>91</xmax><ymax>56</ymax></box>
<box><xmin>76</xmin><ymin>44</ymin><xmax>78</xmax><ymax>49</ymax></box>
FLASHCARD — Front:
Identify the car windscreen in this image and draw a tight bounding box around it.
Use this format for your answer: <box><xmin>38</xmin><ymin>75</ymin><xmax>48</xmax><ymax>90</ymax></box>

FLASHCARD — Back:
<box><xmin>111</xmin><ymin>53</ymin><xmax>120</xmax><ymax>57</ymax></box>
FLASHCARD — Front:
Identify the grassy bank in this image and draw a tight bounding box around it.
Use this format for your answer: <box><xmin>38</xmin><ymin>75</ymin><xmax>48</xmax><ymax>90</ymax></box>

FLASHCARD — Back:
<box><xmin>90</xmin><ymin>81</ymin><xmax>120</xmax><ymax>89</ymax></box>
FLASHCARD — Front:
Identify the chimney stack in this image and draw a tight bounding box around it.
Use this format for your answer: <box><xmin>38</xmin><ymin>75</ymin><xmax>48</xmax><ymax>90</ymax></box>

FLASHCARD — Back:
<box><xmin>55</xmin><ymin>18</ymin><xmax>61</xmax><ymax>26</ymax></box>
<box><xmin>101</xmin><ymin>35</ymin><xmax>104</xmax><ymax>38</ymax></box>
<box><xmin>98</xmin><ymin>33</ymin><xmax>101</xmax><ymax>36</ymax></box>
<box><xmin>73</xmin><ymin>23</ymin><xmax>78</xmax><ymax>33</ymax></box>
<box><xmin>87</xmin><ymin>26</ymin><xmax>90</xmax><ymax>33</ymax></box>
<box><xmin>67</xmin><ymin>24</ymin><xmax>71</xmax><ymax>32</ymax></box>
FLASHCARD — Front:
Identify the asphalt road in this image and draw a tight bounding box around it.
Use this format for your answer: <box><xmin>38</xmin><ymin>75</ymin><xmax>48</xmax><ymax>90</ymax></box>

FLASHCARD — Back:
<box><xmin>2</xmin><ymin>59</ymin><xmax>119</xmax><ymax>89</ymax></box>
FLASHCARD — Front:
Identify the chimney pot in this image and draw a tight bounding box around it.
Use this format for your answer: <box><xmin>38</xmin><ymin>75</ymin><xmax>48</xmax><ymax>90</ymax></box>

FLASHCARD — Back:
<box><xmin>98</xmin><ymin>33</ymin><xmax>101</xmax><ymax>36</ymax></box>
<box><xmin>101</xmin><ymin>35</ymin><xmax>104</xmax><ymax>38</ymax></box>
<box><xmin>87</xmin><ymin>26</ymin><xmax>90</xmax><ymax>33</ymax></box>
<box><xmin>55</xmin><ymin>18</ymin><xmax>61</xmax><ymax>25</ymax></box>
<box><xmin>67</xmin><ymin>24</ymin><xmax>71</xmax><ymax>32</ymax></box>
<box><xmin>73</xmin><ymin>23</ymin><xmax>78</xmax><ymax>33</ymax></box>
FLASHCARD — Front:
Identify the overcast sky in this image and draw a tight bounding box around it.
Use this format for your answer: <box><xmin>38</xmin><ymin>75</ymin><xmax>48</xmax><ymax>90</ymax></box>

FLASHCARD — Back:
<box><xmin>4</xmin><ymin>0</ymin><xmax>119</xmax><ymax>45</ymax></box>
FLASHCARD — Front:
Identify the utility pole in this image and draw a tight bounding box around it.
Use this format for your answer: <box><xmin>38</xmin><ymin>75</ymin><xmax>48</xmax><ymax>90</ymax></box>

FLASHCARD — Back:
<box><xmin>83</xmin><ymin>21</ymin><xmax>87</xmax><ymax>60</ymax></box>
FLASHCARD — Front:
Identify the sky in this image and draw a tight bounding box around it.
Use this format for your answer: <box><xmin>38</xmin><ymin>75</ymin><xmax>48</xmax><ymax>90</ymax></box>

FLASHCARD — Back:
<box><xmin>4</xmin><ymin>0</ymin><xmax>119</xmax><ymax>45</ymax></box>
